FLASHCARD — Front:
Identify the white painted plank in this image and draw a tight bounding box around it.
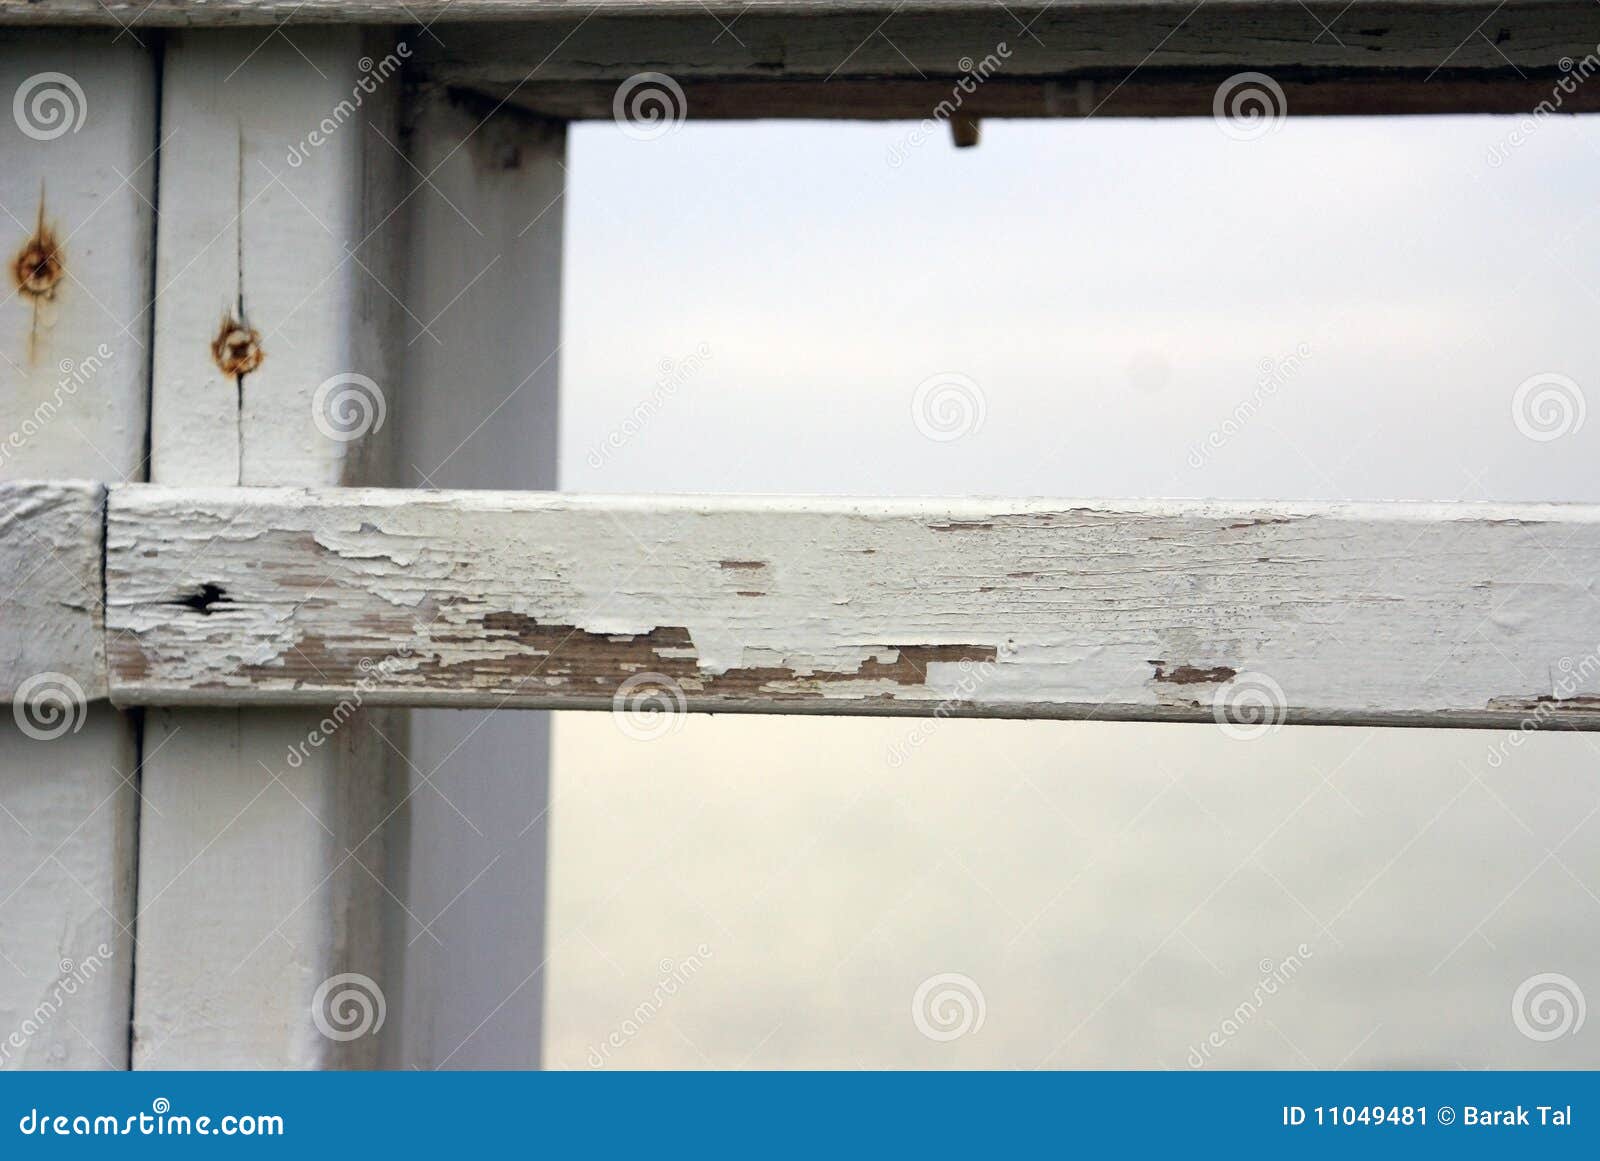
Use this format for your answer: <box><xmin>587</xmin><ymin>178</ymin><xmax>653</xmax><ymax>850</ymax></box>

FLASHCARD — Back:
<box><xmin>0</xmin><ymin>481</ymin><xmax>104</xmax><ymax>701</ymax></box>
<box><xmin>391</xmin><ymin>87</ymin><xmax>564</xmax><ymax>1069</ymax></box>
<box><xmin>0</xmin><ymin>33</ymin><xmax>155</xmax><ymax>1070</ymax></box>
<box><xmin>135</xmin><ymin>28</ymin><xmax>409</xmax><ymax>1069</ymax></box>
<box><xmin>105</xmin><ymin>488</ymin><xmax>1600</xmax><ymax>729</ymax></box>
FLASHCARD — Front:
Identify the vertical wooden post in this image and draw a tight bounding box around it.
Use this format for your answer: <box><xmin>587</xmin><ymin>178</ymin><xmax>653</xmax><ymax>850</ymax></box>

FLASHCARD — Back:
<box><xmin>133</xmin><ymin>28</ymin><xmax>410</xmax><ymax>1067</ymax></box>
<box><xmin>391</xmin><ymin>87</ymin><xmax>565</xmax><ymax>1068</ymax></box>
<box><xmin>0</xmin><ymin>33</ymin><xmax>155</xmax><ymax>1070</ymax></box>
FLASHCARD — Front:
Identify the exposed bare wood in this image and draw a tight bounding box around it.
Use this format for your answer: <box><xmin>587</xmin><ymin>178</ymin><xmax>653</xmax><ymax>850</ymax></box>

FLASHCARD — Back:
<box><xmin>103</xmin><ymin>487</ymin><xmax>1600</xmax><ymax>729</ymax></box>
<box><xmin>0</xmin><ymin>481</ymin><xmax>105</xmax><ymax>702</ymax></box>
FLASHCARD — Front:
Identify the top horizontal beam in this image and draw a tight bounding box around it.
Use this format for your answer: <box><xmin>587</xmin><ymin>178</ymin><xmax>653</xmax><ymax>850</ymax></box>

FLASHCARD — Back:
<box><xmin>0</xmin><ymin>0</ymin><xmax>1588</xmax><ymax>27</ymax></box>
<box><xmin>0</xmin><ymin>0</ymin><xmax>1547</xmax><ymax>25</ymax></box>
<box><xmin>10</xmin><ymin>4</ymin><xmax>1593</xmax><ymax>117</ymax></box>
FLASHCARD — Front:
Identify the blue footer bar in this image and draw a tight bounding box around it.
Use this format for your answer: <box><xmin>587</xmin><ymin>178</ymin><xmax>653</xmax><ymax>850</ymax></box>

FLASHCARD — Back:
<box><xmin>3</xmin><ymin>1071</ymin><xmax>1598</xmax><ymax>1157</ymax></box>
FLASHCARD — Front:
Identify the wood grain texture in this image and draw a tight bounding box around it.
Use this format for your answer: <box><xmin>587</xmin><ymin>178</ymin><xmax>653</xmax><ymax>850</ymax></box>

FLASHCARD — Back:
<box><xmin>412</xmin><ymin>6</ymin><xmax>1600</xmax><ymax>82</ymax></box>
<box><xmin>0</xmin><ymin>480</ymin><xmax>105</xmax><ymax>701</ymax></box>
<box><xmin>149</xmin><ymin>29</ymin><xmax>406</xmax><ymax>487</ymax></box>
<box><xmin>104</xmin><ymin>486</ymin><xmax>1600</xmax><ymax>729</ymax></box>
<box><xmin>389</xmin><ymin>87</ymin><xmax>565</xmax><ymax>1069</ymax></box>
<box><xmin>0</xmin><ymin>0</ymin><xmax>1591</xmax><ymax>33</ymax></box>
<box><xmin>421</xmin><ymin>6</ymin><xmax>1600</xmax><ymax>119</ymax></box>
<box><xmin>482</xmin><ymin>73</ymin><xmax>1600</xmax><ymax>121</ymax></box>
<box><xmin>0</xmin><ymin>33</ymin><xmax>154</xmax><ymax>1072</ymax></box>
<box><xmin>133</xmin><ymin>28</ymin><xmax>406</xmax><ymax>1071</ymax></box>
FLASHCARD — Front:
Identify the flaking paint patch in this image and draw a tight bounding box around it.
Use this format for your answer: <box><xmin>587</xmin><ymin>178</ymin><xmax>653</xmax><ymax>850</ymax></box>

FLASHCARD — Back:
<box><xmin>1151</xmin><ymin>662</ymin><xmax>1237</xmax><ymax>685</ymax></box>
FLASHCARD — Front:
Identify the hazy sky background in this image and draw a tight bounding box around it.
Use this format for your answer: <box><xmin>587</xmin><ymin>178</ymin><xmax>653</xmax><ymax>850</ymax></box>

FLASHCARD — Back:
<box><xmin>542</xmin><ymin>114</ymin><xmax>1600</xmax><ymax>1069</ymax></box>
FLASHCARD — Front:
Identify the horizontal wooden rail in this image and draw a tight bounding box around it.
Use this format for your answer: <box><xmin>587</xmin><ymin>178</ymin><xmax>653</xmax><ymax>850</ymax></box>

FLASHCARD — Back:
<box><xmin>9</xmin><ymin>4</ymin><xmax>1600</xmax><ymax>117</ymax></box>
<box><xmin>74</xmin><ymin>483</ymin><xmax>1600</xmax><ymax>728</ymax></box>
<box><xmin>0</xmin><ymin>481</ymin><xmax>106</xmax><ymax>702</ymax></box>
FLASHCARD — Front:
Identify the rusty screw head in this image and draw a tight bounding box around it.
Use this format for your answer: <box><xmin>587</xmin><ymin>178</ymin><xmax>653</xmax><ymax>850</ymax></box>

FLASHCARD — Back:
<box><xmin>13</xmin><ymin>230</ymin><xmax>63</xmax><ymax>299</ymax></box>
<box><xmin>212</xmin><ymin>316</ymin><xmax>264</xmax><ymax>377</ymax></box>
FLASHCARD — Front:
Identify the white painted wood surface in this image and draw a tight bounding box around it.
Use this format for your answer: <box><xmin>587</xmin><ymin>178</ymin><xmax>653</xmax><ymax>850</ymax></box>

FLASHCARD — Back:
<box><xmin>104</xmin><ymin>488</ymin><xmax>1600</xmax><ymax>729</ymax></box>
<box><xmin>390</xmin><ymin>88</ymin><xmax>564</xmax><ymax>1069</ymax></box>
<box><xmin>0</xmin><ymin>481</ymin><xmax>104</xmax><ymax>701</ymax></box>
<box><xmin>134</xmin><ymin>28</ymin><xmax>408</xmax><ymax>1068</ymax></box>
<box><xmin>0</xmin><ymin>34</ymin><xmax>154</xmax><ymax>1070</ymax></box>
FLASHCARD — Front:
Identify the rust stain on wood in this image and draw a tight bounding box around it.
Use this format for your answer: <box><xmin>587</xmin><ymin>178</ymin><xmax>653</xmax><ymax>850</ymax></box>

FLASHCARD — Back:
<box><xmin>13</xmin><ymin>194</ymin><xmax>64</xmax><ymax>364</ymax></box>
<box><xmin>1151</xmin><ymin>662</ymin><xmax>1237</xmax><ymax>685</ymax></box>
<box><xmin>13</xmin><ymin>223</ymin><xmax>63</xmax><ymax>298</ymax></box>
<box><xmin>212</xmin><ymin>314</ymin><xmax>264</xmax><ymax>377</ymax></box>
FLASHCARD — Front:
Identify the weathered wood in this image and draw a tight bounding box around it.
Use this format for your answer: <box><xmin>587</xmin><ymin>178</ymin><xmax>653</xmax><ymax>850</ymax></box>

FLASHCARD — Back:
<box><xmin>0</xmin><ymin>33</ymin><xmax>155</xmax><ymax>1071</ymax></box>
<box><xmin>389</xmin><ymin>86</ymin><xmax>565</xmax><ymax>1068</ymax></box>
<box><xmin>9</xmin><ymin>2</ymin><xmax>1600</xmax><ymax>119</ymax></box>
<box><xmin>104</xmin><ymin>487</ymin><xmax>1600</xmax><ymax>729</ymax></box>
<box><xmin>480</xmin><ymin>72</ymin><xmax>1600</xmax><ymax>121</ymax></box>
<box><xmin>422</xmin><ymin>6</ymin><xmax>1600</xmax><ymax>120</ymax></box>
<box><xmin>134</xmin><ymin>28</ymin><xmax>407</xmax><ymax>1070</ymax></box>
<box><xmin>412</xmin><ymin>6</ymin><xmax>1600</xmax><ymax>82</ymax></box>
<box><xmin>0</xmin><ymin>481</ymin><xmax>105</xmax><ymax>702</ymax></box>
<box><xmin>0</xmin><ymin>0</ymin><xmax>1590</xmax><ymax>37</ymax></box>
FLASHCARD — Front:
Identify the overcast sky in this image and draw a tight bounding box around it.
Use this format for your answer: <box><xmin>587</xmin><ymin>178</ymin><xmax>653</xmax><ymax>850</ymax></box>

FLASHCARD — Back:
<box><xmin>562</xmin><ymin>115</ymin><xmax>1600</xmax><ymax>503</ymax></box>
<box><xmin>542</xmin><ymin>115</ymin><xmax>1600</xmax><ymax>1070</ymax></box>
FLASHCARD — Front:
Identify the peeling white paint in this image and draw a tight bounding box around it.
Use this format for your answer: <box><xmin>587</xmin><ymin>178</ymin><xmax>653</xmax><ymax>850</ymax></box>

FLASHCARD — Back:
<box><xmin>100</xmin><ymin>486</ymin><xmax>1600</xmax><ymax>729</ymax></box>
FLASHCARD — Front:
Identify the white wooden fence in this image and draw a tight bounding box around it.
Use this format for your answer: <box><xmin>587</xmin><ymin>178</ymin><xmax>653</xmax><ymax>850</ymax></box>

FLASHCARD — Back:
<box><xmin>2</xmin><ymin>0</ymin><xmax>1598</xmax><ymax>1068</ymax></box>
